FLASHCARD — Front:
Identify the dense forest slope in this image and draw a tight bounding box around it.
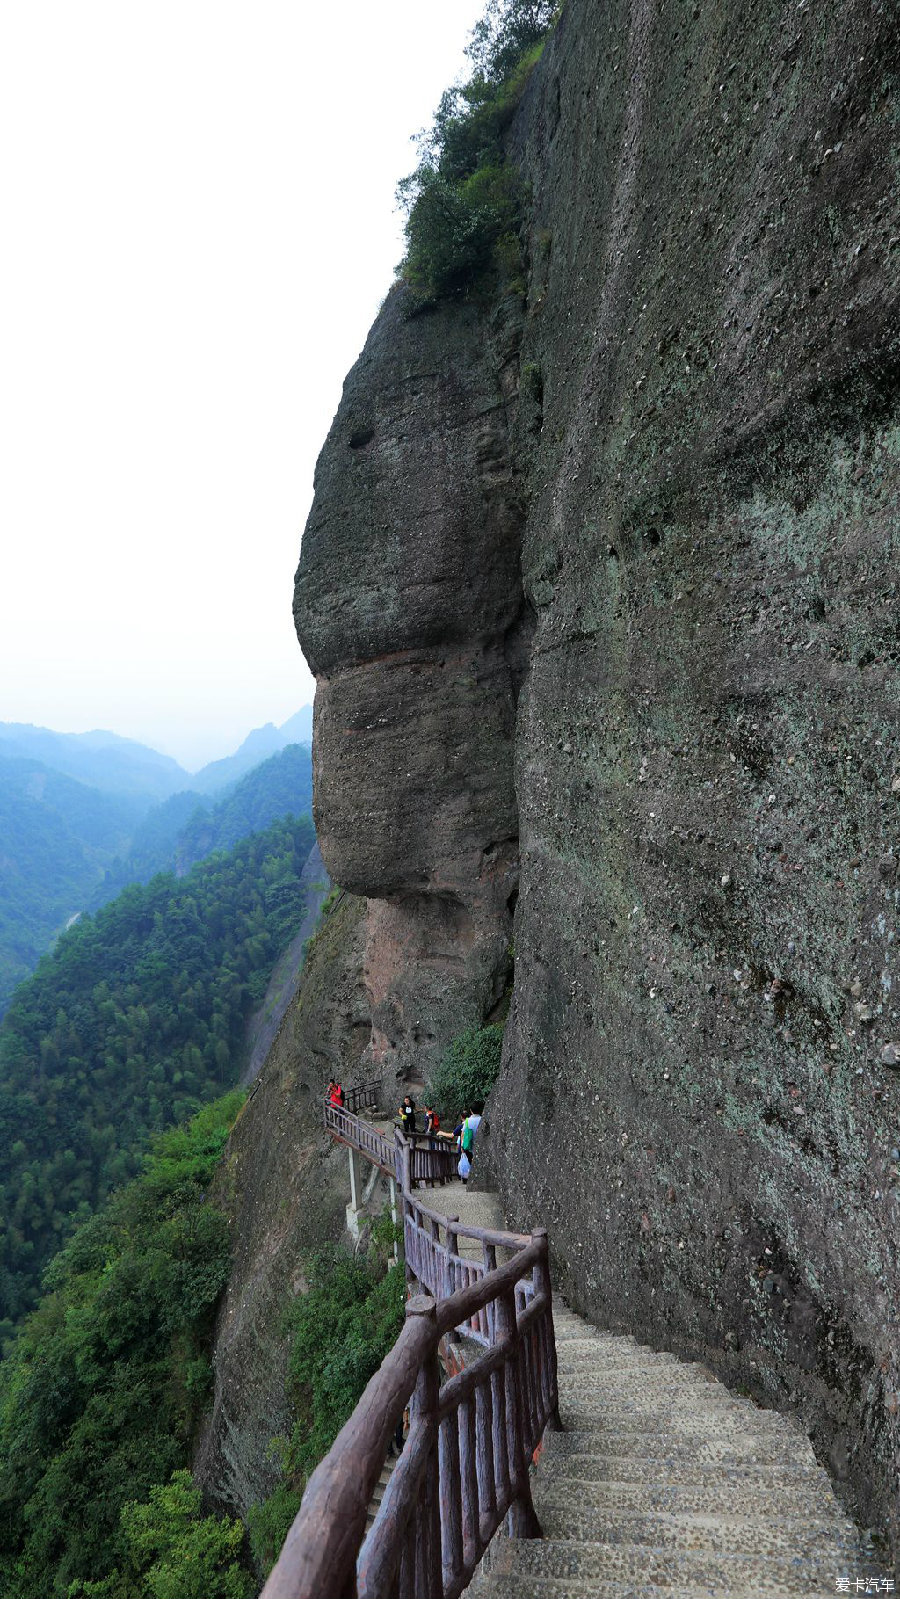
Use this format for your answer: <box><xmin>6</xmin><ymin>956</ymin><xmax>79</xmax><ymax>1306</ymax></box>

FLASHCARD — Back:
<box><xmin>93</xmin><ymin>743</ymin><xmax>313</xmax><ymax>905</ymax></box>
<box><xmin>0</xmin><ymin>756</ymin><xmax>143</xmax><ymax>1009</ymax></box>
<box><xmin>0</xmin><ymin>735</ymin><xmax>312</xmax><ymax>1014</ymax></box>
<box><xmin>0</xmin><ymin>1093</ymin><xmax>251</xmax><ymax>1599</ymax></box>
<box><xmin>292</xmin><ymin>0</ymin><xmax>900</xmax><ymax>1563</ymax></box>
<box><xmin>0</xmin><ymin>813</ymin><xmax>315</xmax><ymax>1337</ymax></box>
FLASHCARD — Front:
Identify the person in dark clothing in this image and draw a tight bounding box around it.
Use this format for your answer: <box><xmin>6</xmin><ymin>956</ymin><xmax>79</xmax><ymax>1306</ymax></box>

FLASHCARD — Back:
<box><xmin>399</xmin><ymin>1094</ymin><xmax>416</xmax><ymax>1135</ymax></box>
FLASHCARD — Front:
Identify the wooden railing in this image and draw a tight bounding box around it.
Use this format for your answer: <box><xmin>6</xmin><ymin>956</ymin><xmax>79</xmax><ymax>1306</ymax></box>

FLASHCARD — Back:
<box><xmin>343</xmin><ymin>1077</ymin><xmax>382</xmax><ymax>1115</ymax></box>
<box><xmin>324</xmin><ymin>1101</ymin><xmax>396</xmax><ymax>1176</ymax></box>
<box><xmin>324</xmin><ymin>1091</ymin><xmax>458</xmax><ymax>1188</ymax></box>
<box><xmin>399</xmin><ymin>1171</ymin><xmax>529</xmax><ymax>1348</ymax></box>
<box><xmin>399</xmin><ymin>1128</ymin><xmax>459</xmax><ymax>1188</ymax></box>
<box><xmin>261</xmin><ymin>1231</ymin><xmax>559</xmax><ymax>1599</ymax></box>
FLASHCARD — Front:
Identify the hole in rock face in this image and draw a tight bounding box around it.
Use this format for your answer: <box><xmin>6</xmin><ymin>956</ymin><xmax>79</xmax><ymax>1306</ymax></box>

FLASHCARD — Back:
<box><xmin>645</xmin><ymin>526</ymin><xmax>662</xmax><ymax>547</ymax></box>
<box><xmin>348</xmin><ymin>426</ymin><xmax>374</xmax><ymax>449</ymax></box>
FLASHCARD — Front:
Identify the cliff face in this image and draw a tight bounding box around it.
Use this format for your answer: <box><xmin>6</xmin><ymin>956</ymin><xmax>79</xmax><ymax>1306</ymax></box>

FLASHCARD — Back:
<box><xmin>293</xmin><ymin>0</ymin><xmax>900</xmax><ymax>1551</ymax></box>
<box><xmin>295</xmin><ymin>298</ymin><xmax>529</xmax><ymax>1081</ymax></box>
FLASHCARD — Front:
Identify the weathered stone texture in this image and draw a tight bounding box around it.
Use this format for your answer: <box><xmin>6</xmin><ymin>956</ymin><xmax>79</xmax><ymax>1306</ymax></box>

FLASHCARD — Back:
<box><xmin>293</xmin><ymin>0</ymin><xmax>900</xmax><ymax>1556</ymax></box>
<box><xmin>195</xmin><ymin>893</ymin><xmax>368</xmax><ymax>1516</ymax></box>
<box><xmin>295</xmin><ymin>295</ymin><xmax>528</xmax><ymax>1080</ymax></box>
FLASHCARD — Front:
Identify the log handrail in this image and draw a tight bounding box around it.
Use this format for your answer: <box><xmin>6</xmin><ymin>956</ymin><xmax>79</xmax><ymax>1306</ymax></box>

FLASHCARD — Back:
<box><xmin>262</xmin><ymin>1233</ymin><xmax>558</xmax><ymax>1599</ymax></box>
<box><xmin>342</xmin><ymin>1077</ymin><xmax>382</xmax><ymax>1115</ymax></box>
<box><xmin>324</xmin><ymin>1095</ymin><xmax>458</xmax><ymax>1187</ymax></box>
<box><xmin>324</xmin><ymin>1101</ymin><xmax>396</xmax><ymax>1176</ymax></box>
<box><xmin>273</xmin><ymin>1088</ymin><xmax>561</xmax><ymax>1598</ymax></box>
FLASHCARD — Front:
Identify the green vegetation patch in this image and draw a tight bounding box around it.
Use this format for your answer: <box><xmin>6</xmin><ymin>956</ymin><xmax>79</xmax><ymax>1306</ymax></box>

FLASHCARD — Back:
<box><xmin>0</xmin><ymin>1093</ymin><xmax>246</xmax><ymax>1599</ymax></box>
<box><xmin>69</xmin><ymin>1470</ymin><xmax>251</xmax><ymax>1599</ymax></box>
<box><xmin>398</xmin><ymin>0</ymin><xmax>559</xmax><ymax>300</ymax></box>
<box><xmin>248</xmin><ymin>1218</ymin><xmax>404</xmax><ymax>1577</ymax></box>
<box><xmin>0</xmin><ymin>813</ymin><xmax>315</xmax><ymax>1334</ymax></box>
<box><xmin>425</xmin><ymin>1023</ymin><xmax>505</xmax><ymax>1122</ymax></box>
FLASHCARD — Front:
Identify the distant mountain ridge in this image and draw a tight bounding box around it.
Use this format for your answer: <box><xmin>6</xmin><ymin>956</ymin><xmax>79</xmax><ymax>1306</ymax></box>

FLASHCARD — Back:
<box><xmin>190</xmin><ymin>706</ymin><xmax>314</xmax><ymax>792</ymax></box>
<box><xmin>0</xmin><ymin>723</ymin><xmax>188</xmax><ymax>801</ymax></box>
<box><xmin>92</xmin><ymin>742</ymin><xmax>314</xmax><ymax>906</ymax></box>
<box><xmin>0</xmin><ymin>710</ymin><xmax>314</xmax><ymax>1014</ymax></box>
<box><xmin>0</xmin><ymin>754</ymin><xmax>144</xmax><ymax>1006</ymax></box>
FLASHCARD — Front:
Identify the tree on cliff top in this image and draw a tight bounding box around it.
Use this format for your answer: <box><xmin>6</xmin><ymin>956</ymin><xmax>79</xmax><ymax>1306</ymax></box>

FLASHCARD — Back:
<box><xmin>467</xmin><ymin>0</ymin><xmax>559</xmax><ymax>84</ymax></box>
<box><xmin>399</xmin><ymin>0</ymin><xmax>560</xmax><ymax>299</ymax></box>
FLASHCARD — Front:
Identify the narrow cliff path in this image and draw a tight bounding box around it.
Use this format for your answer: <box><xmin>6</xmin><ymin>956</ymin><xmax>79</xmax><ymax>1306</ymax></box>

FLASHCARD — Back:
<box><xmin>460</xmin><ymin>1206</ymin><xmax>877</xmax><ymax>1598</ymax></box>
<box><xmin>347</xmin><ymin>1110</ymin><xmax>877</xmax><ymax>1592</ymax></box>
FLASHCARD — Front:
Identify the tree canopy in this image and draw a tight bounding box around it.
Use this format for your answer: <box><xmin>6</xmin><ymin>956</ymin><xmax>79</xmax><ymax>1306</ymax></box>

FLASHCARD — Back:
<box><xmin>0</xmin><ymin>813</ymin><xmax>315</xmax><ymax>1336</ymax></box>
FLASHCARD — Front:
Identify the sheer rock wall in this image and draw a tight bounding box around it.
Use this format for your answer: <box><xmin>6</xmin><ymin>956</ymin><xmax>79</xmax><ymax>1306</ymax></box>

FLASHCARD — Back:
<box><xmin>293</xmin><ymin>0</ymin><xmax>900</xmax><ymax>1551</ymax></box>
<box><xmin>295</xmin><ymin>297</ymin><xmax>528</xmax><ymax>1082</ymax></box>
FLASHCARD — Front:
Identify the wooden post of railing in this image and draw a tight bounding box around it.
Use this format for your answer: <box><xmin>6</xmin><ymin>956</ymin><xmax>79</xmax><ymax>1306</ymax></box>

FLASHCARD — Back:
<box><xmin>494</xmin><ymin>1286</ymin><xmax>542</xmax><ymax>1539</ymax></box>
<box><xmin>483</xmin><ymin>1240</ymin><xmax>497</xmax><ymax>1344</ymax></box>
<box><xmin>532</xmin><ymin>1227</ymin><xmax>562</xmax><ymax>1431</ymax></box>
<box><xmin>444</xmin><ymin>1217</ymin><xmax>461</xmax><ymax>1344</ymax></box>
<box><xmin>407</xmin><ymin>1296</ymin><xmax>442</xmax><ymax>1597</ymax></box>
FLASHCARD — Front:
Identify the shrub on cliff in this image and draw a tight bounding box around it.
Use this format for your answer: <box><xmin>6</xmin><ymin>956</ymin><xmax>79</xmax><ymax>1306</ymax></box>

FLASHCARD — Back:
<box><xmin>426</xmin><ymin>1023</ymin><xmax>505</xmax><ymax>1121</ymax></box>
<box><xmin>399</xmin><ymin>0</ymin><xmax>560</xmax><ymax>298</ymax></box>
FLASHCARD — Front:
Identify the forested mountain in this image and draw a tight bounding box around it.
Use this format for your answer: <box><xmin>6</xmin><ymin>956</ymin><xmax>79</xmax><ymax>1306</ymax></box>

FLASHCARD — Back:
<box><xmin>87</xmin><ymin>789</ymin><xmax>211</xmax><ymax>908</ymax></box>
<box><xmin>0</xmin><ymin>724</ymin><xmax>189</xmax><ymax>802</ymax></box>
<box><xmin>176</xmin><ymin>745</ymin><xmax>313</xmax><ymax>872</ymax></box>
<box><xmin>0</xmin><ymin>722</ymin><xmax>313</xmax><ymax>1016</ymax></box>
<box><xmin>0</xmin><ymin>756</ymin><xmax>145</xmax><ymax>1012</ymax></box>
<box><xmin>0</xmin><ymin>1094</ymin><xmax>251</xmax><ymax>1599</ymax></box>
<box><xmin>91</xmin><ymin>744</ymin><xmax>313</xmax><ymax>906</ymax></box>
<box><xmin>0</xmin><ymin>812</ymin><xmax>315</xmax><ymax>1336</ymax></box>
<box><xmin>190</xmin><ymin>707</ymin><xmax>312</xmax><ymax>793</ymax></box>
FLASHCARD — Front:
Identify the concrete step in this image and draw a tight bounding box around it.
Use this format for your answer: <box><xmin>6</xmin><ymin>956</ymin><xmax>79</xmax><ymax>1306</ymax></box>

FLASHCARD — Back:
<box><xmin>554</xmin><ymin>1405</ymin><xmax>804</xmax><ymax>1440</ymax></box>
<box><xmin>540</xmin><ymin>1427</ymin><xmax>818</xmax><ymax>1467</ymax></box>
<box><xmin>482</xmin><ymin>1538</ymin><xmax>873</xmax><ymax>1593</ymax></box>
<box><xmin>533</xmin><ymin>1503</ymin><xmax>860</xmax><ymax>1557</ymax></box>
<box><xmin>530</xmin><ymin>1472</ymin><xmax>840</xmax><ymax>1520</ymax></box>
<box><xmin>555</xmin><ymin>1344</ymin><xmax>687</xmax><ymax>1367</ymax></box>
<box><xmin>476</xmin><ymin>1571</ymin><xmax>843</xmax><ymax>1599</ymax></box>
<box><xmin>364</xmin><ymin>1460</ymin><xmax>395</xmax><ymax>1529</ymax></box>
<box><xmin>528</xmin><ymin>1453</ymin><xmax>833</xmax><ymax>1491</ymax></box>
<box><xmin>555</xmin><ymin>1377</ymin><xmax>786</xmax><ymax>1413</ymax></box>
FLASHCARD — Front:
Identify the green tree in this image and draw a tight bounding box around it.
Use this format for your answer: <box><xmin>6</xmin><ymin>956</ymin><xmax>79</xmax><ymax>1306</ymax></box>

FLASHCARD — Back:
<box><xmin>398</xmin><ymin>0</ymin><xmax>559</xmax><ymax>298</ymax></box>
<box><xmin>425</xmin><ymin>1023</ymin><xmax>505</xmax><ymax>1122</ymax></box>
<box><xmin>118</xmin><ymin>1471</ymin><xmax>251</xmax><ymax>1599</ymax></box>
<box><xmin>0</xmin><ymin>815</ymin><xmax>314</xmax><ymax>1329</ymax></box>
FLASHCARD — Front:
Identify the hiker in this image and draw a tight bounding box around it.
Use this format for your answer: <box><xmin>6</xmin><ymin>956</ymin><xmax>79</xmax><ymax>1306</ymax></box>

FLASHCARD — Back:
<box><xmin>329</xmin><ymin>1080</ymin><xmax>344</xmax><ymax>1109</ymax></box>
<box><xmin>457</xmin><ymin>1107</ymin><xmax>476</xmax><ymax>1183</ymax></box>
<box><xmin>425</xmin><ymin>1104</ymin><xmax>440</xmax><ymax>1138</ymax></box>
<box><xmin>399</xmin><ymin>1094</ymin><xmax>416</xmax><ymax>1135</ymax></box>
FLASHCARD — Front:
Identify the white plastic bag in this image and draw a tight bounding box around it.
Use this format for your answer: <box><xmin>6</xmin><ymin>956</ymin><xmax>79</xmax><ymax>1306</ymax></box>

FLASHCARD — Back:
<box><xmin>458</xmin><ymin>1152</ymin><xmax>471</xmax><ymax>1180</ymax></box>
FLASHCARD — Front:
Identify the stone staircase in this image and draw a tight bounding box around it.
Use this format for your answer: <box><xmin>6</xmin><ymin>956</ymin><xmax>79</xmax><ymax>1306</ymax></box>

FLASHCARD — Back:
<box><xmin>365</xmin><ymin>1457</ymin><xmax>395</xmax><ymax>1535</ymax></box>
<box><xmin>334</xmin><ymin>1101</ymin><xmax>884</xmax><ymax>1597</ymax></box>
<box><xmin>470</xmin><ymin>1303</ymin><xmax>880</xmax><ymax>1598</ymax></box>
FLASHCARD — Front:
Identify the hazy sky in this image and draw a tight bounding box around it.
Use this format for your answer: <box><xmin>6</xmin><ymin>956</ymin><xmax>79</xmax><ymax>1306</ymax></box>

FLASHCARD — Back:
<box><xmin>0</xmin><ymin>0</ymin><xmax>485</xmax><ymax>771</ymax></box>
